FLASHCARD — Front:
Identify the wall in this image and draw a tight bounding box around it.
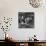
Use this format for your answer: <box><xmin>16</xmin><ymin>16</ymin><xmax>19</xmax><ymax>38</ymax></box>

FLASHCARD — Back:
<box><xmin>0</xmin><ymin>0</ymin><xmax>46</xmax><ymax>40</ymax></box>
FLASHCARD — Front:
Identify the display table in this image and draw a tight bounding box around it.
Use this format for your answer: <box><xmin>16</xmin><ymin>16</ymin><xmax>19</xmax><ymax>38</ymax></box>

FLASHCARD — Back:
<box><xmin>1</xmin><ymin>38</ymin><xmax>46</xmax><ymax>46</ymax></box>
<box><xmin>0</xmin><ymin>39</ymin><xmax>46</xmax><ymax>46</ymax></box>
<box><xmin>5</xmin><ymin>39</ymin><xmax>46</xmax><ymax>46</ymax></box>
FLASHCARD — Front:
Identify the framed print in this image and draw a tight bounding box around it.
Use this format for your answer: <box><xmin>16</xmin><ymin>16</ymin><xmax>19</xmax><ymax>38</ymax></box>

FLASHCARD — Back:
<box><xmin>18</xmin><ymin>12</ymin><xmax>34</xmax><ymax>28</ymax></box>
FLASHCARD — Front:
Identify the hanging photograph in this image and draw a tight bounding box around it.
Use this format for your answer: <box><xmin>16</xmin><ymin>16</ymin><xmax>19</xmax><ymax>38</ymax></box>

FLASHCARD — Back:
<box><xmin>18</xmin><ymin>12</ymin><xmax>34</xmax><ymax>28</ymax></box>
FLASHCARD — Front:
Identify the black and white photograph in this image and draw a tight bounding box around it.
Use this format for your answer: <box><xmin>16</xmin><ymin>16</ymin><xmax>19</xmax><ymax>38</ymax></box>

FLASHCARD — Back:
<box><xmin>18</xmin><ymin>12</ymin><xmax>34</xmax><ymax>28</ymax></box>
